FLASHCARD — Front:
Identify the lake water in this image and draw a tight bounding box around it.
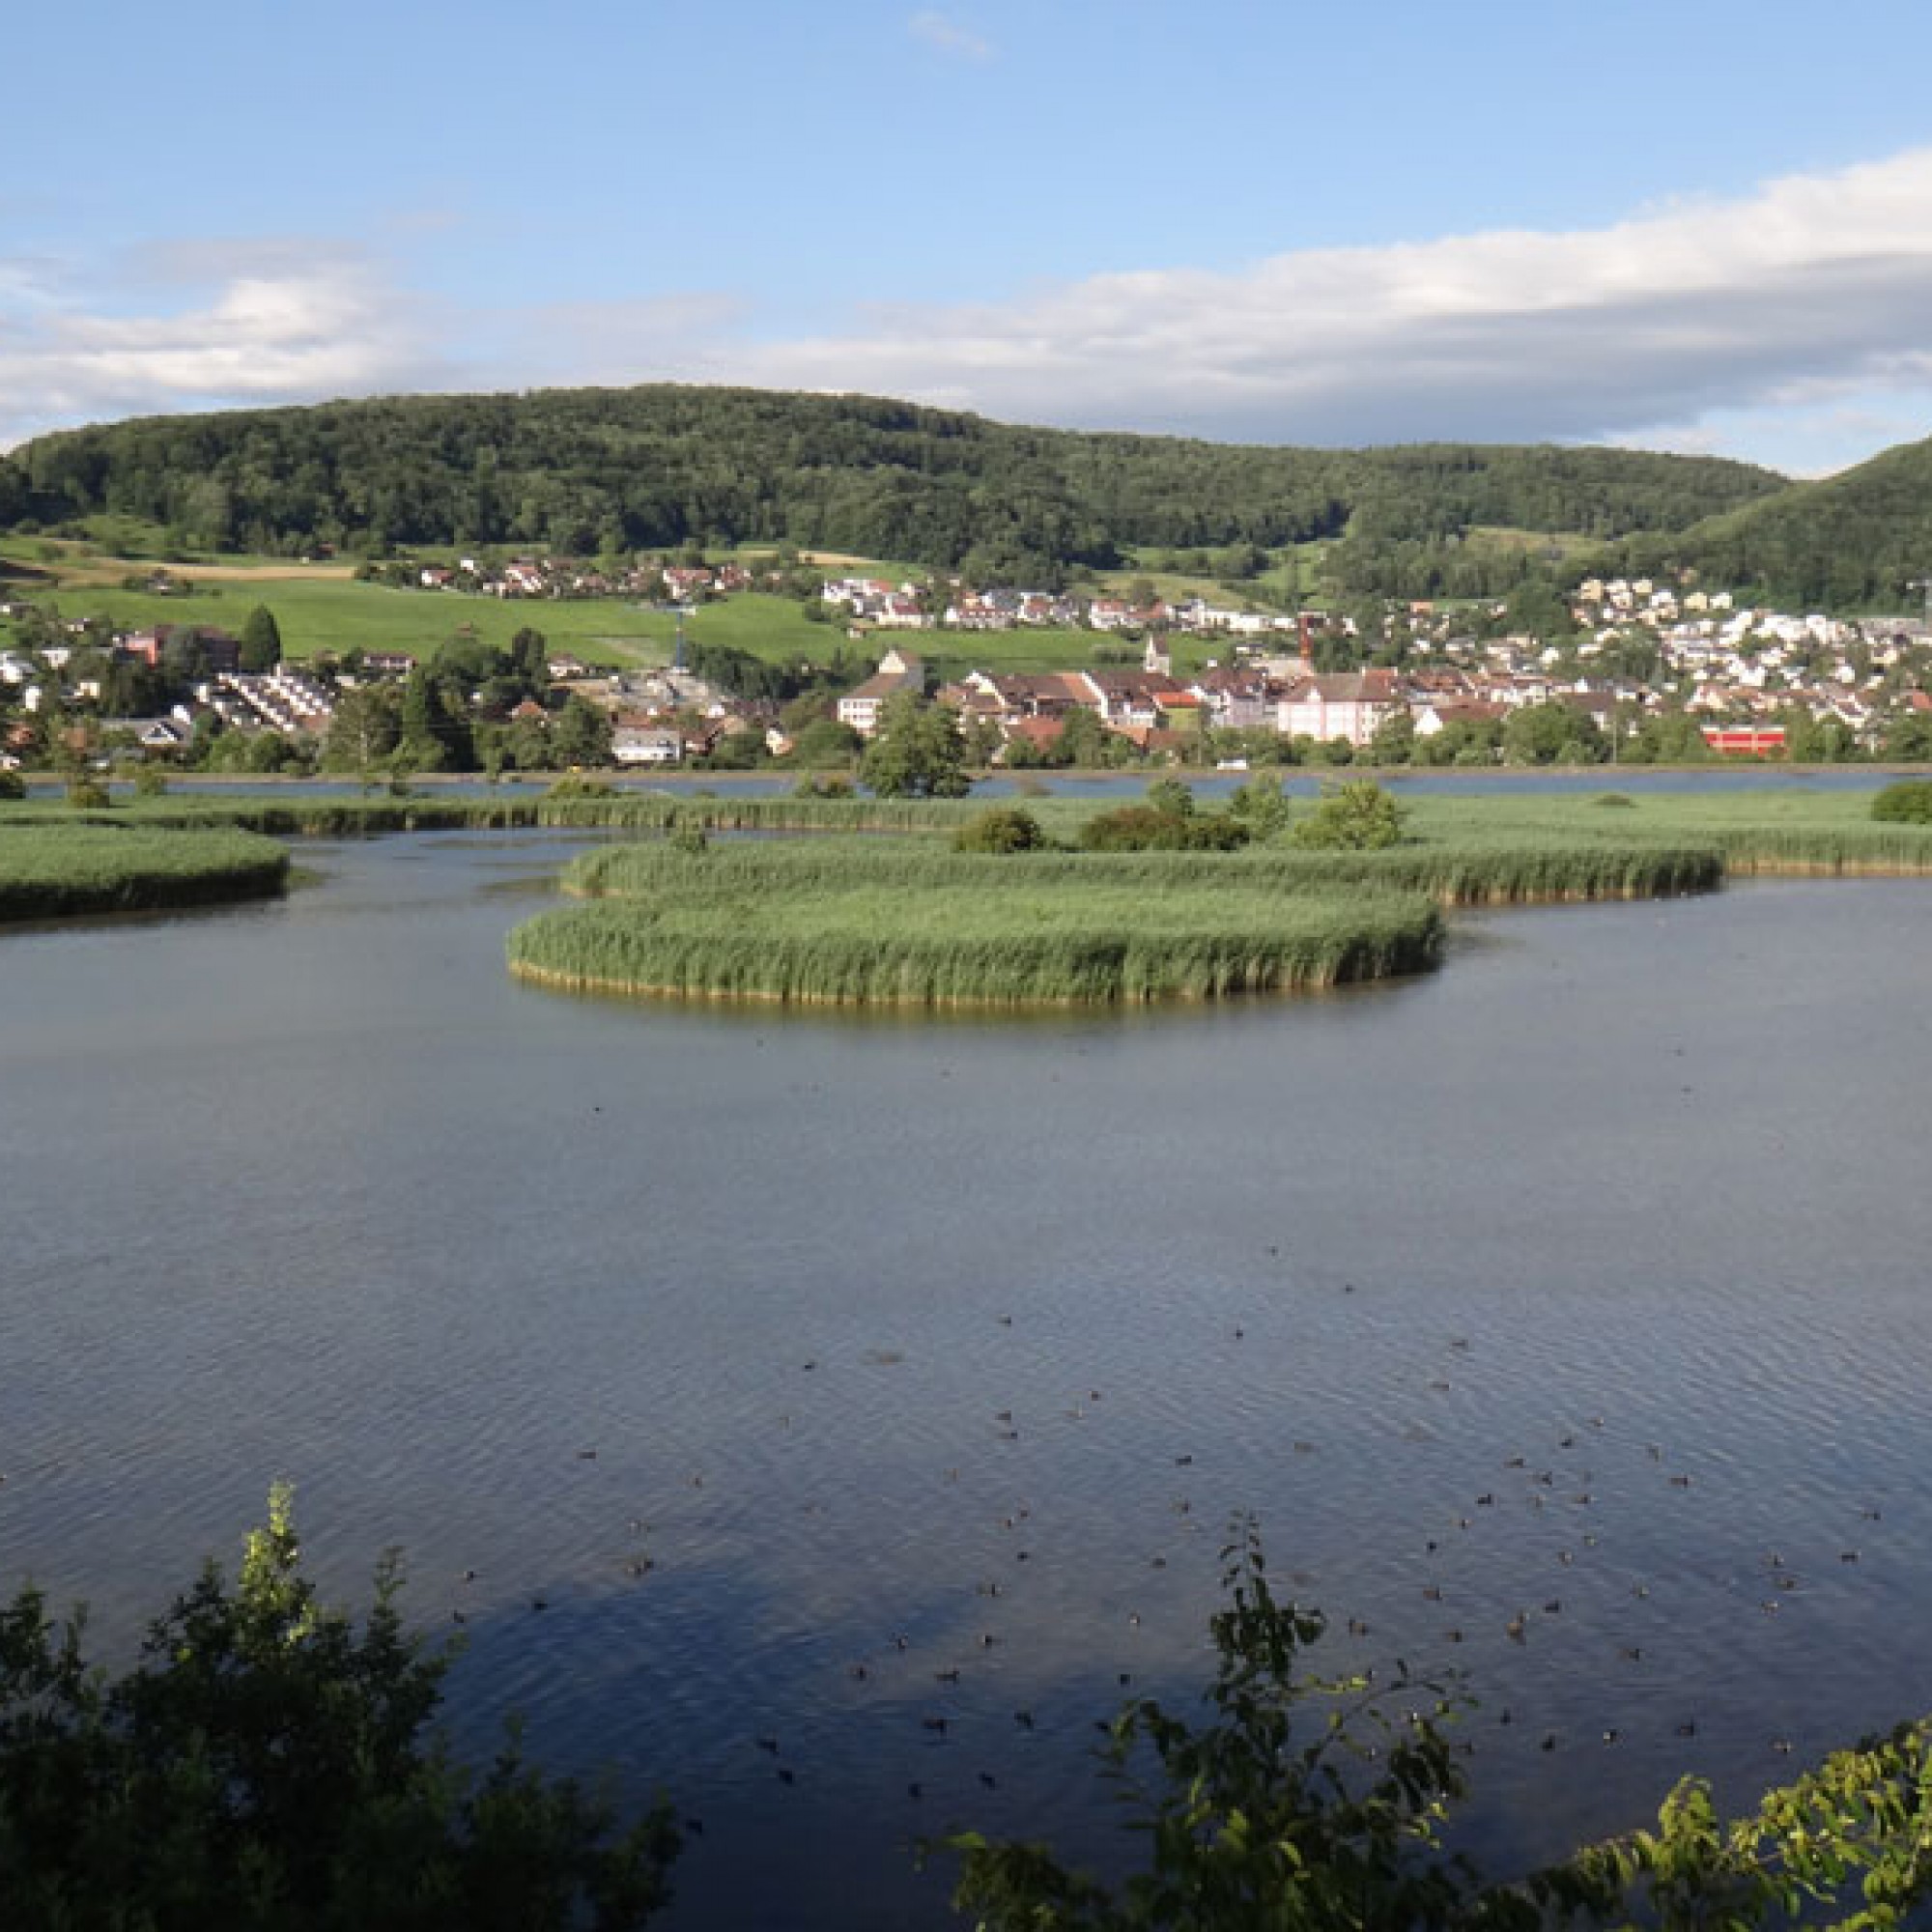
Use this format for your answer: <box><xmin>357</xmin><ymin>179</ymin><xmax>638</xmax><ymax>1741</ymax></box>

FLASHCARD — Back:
<box><xmin>4</xmin><ymin>826</ymin><xmax>1931</xmax><ymax>1927</ymax></box>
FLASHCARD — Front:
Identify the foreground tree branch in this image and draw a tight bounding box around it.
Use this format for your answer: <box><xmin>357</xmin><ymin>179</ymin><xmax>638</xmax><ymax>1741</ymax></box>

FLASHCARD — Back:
<box><xmin>0</xmin><ymin>1485</ymin><xmax>680</xmax><ymax>1932</ymax></box>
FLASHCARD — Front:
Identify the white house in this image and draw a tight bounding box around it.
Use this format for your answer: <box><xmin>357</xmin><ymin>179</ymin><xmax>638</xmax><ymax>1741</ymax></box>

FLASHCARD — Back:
<box><xmin>1273</xmin><ymin>670</ymin><xmax>1406</xmax><ymax>748</ymax></box>
<box><xmin>835</xmin><ymin>650</ymin><xmax>926</xmax><ymax>737</ymax></box>
<box><xmin>613</xmin><ymin>726</ymin><xmax>683</xmax><ymax>765</ymax></box>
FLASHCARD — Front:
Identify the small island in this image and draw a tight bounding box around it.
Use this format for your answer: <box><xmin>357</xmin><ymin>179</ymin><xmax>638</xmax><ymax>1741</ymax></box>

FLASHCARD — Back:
<box><xmin>0</xmin><ymin>821</ymin><xmax>291</xmax><ymax>923</ymax></box>
<box><xmin>502</xmin><ymin>782</ymin><xmax>1932</xmax><ymax>1009</ymax></box>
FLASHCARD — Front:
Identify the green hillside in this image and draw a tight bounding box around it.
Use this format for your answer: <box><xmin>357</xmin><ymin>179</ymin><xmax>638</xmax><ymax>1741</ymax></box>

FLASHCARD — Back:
<box><xmin>1606</xmin><ymin>432</ymin><xmax>1932</xmax><ymax>610</ymax></box>
<box><xmin>1</xmin><ymin>385</ymin><xmax>1784</xmax><ymax>587</ymax></box>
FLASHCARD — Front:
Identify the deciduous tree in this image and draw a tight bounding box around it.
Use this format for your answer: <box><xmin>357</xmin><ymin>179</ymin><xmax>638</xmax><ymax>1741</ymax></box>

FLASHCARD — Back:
<box><xmin>239</xmin><ymin>604</ymin><xmax>283</xmax><ymax>673</ymax></box>
<box><xmin>859</xmin><ymin>693</ymin><xmax>973</xmax><ymax>798</ymax></box>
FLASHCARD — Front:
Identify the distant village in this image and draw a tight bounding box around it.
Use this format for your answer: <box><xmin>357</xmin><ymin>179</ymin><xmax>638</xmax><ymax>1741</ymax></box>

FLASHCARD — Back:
<box><xmin>5</xmin><ymin>550</ymin><xmax>1932</xmax><ymax>773</ymax></box>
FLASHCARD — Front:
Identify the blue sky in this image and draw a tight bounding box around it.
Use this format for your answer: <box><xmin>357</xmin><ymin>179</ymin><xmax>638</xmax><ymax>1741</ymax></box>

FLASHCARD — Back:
<box><xmin>8</xmin><ymin>0</ymin><xmax>1932</xmax><ymax>473</ymax></box>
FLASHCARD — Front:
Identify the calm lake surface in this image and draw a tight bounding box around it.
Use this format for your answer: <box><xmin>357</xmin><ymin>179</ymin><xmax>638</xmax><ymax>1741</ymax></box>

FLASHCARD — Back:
<box><xmin>5</xmin><ymin>822</ymin><xmax>1932</xmax><ymax>1927</ymax></box>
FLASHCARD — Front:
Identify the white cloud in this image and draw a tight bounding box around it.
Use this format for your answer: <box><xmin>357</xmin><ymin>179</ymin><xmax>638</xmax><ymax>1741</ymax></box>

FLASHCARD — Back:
<box><xmin>8</xmin><ymin>148</ymin><xmax>1932</xmax><ymax>476</ymax></box>
<box><xmin>0</xmin><ymin>242</ymin><xmax>450</xmax><ymax>448</ymax></box>
<box><xmin>908</xmin><ymin>10</ymin><xmax>992</xmax><ymax>62</ymax></box>
<box><xmin>704</xmin><ymin>146</ymin><xmax>1932</xmax><ymax>469</ymax></box>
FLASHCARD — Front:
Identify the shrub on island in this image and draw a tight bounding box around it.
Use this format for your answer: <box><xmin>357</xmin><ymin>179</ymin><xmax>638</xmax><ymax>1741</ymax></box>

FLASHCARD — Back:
<box><xmin>952</xmin><ymin>806</ymin><xmax>1048</xmax><ymax>853</ymax></box>
<box><xmin>1291</xmin><ymin>779</ymin><xmax>1407</xmax><ymax>851</ymax></box>
<box><xmin>1871</xmin><ymin>779</ymin><xmax>1932</xmax><ymax>824</ymax></box>
<box><xmin>1080</xmin><ymin>805</ymin><xmax>1251</xmax><ymax>852</ymax></box>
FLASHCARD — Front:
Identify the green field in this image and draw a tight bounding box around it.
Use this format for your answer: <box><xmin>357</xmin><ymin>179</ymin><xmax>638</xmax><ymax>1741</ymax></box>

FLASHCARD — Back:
<box><xmin>1394</xmin><ymin>789</ymin><xmax>1883</xmax><ymax>837</ymax></box>
<box><xmin>7</xmin><ymin>573</ymin><xmax>665</xmax><ymax>667</ymax></box>
<box><xmin>2</xmin><ymin>528</ymin><xmax>1250</xmax><ymax>679</ymax></box>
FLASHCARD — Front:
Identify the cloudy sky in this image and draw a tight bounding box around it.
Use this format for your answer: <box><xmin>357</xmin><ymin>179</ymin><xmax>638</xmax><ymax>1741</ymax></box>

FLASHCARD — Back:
<box><xmin>8</xmin><ymin>0</ymin><xmax>1932</xmax><ymax>475</ymax></box>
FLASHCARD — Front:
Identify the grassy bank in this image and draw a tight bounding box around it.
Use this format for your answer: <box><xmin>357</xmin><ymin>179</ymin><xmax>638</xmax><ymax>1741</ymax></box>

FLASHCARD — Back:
<box><xmin>14</xmin><ymin>782</ymin><xmax>1932</xmax><ymax>998</ymax></box>
<box><xmin>0</xmin><ymin>824</ymin><xmax>292</xmax><ymax>923</ymax></box>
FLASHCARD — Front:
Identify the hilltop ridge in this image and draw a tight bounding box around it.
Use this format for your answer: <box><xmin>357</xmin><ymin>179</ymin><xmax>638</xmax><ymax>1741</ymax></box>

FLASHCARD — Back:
<box><xmin>0</xmin><ymin>384</ymin><xmax>1785</xmax><ymax>590</ymax></box>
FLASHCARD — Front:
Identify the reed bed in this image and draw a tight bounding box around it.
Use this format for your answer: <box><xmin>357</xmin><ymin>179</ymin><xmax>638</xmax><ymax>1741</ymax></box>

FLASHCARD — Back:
<box><xmin>1709</xmin><ymin>824</ymin><xmax>1932</xmax><ymax>874</ymax></box>
<box><xmin>35</xmin><ymin>791</ymin><xmax>979</xmax><ymax>839</ymax></box>
<box><xmin>522</xmin><ymin>815</ymin><xmax>1733</xmax><ymax>1009</ymax></box>
<box><xmin>36</xmin><ymin>786</ymin><xmax>1932</xmax><ymax>888</ymax></box>
<box><xmin>1392</xmin><ymin>793</ymin><xmax>1932</xmax><ymax>877</ymax></box>
<box><xmin>508</xmin><ymin>873</ymin><xmax>1443</xmax><ymax>1008</ymax></box>
<box><xmin>0</xmin><ymin>825</ymin><xmax>291</xmax><ymax>923</ymax></box>
<box><xmin>563</xmin><ymin>830</ymin><xmax>1724</xmax><ymax>908</ymax></box>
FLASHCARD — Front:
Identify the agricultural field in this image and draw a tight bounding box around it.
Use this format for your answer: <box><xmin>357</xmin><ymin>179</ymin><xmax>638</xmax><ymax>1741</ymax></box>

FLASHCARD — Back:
<box><xmin>5</xmin><ymin>570</ymin><xmax>659</xmax><ymax>667</ymax></box>
<box><xmin>918</xmin><ymin>626</ymin><xmax>1224</xmax><ymax>682</ymax></box>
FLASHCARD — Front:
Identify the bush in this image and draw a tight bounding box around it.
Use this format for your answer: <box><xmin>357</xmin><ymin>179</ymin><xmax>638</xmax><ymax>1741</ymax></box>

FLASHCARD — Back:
<box><xmin>1144</xmin><ymin>776</ymin><xmax>1195</xmax><ymax>819</ymax></box>
<box><xmin>1871</xmin><ymin>779</ymin><xmax>1932</xmax><ymax>824</ymax></box>
<box><xmin>1227</xmin><ymin>774</ymin><xmax>1292</xmax><ymax>838</ymax></box>
<box><xmin>949</xmin><ymin>1519</ymin><xmax>1932</xmax><ymax>1932</ymax></box>
<box><xmin>1080</xmin><ymin>806</ymin><xmax>1251</xmax><ymax>852</ymax></box>
<box><xmin>1591</xmin><ymin>791</ymin><xmax>1637</xmax><ymax>809</ymax></box>
<box><xmin>792</xmin><ymin>774</ymin><xmax>855</xmax><ymax>800</ymax></box>
<box><xmin>0</xmin><ymin>771</ymin><xmax>24</xmax><ymax>803</ymax></box>
<box><xmin>952</xmin><ymin>806</ymin><xmax>1047</xmax><ymax>854</ymax></box>
<box><xmin>66</xmin><ymin>778</ymin><xmax>112</xmax><ymax>810</ymax></box>
<box><xmin>1291</xmin><ymin>779</ymin><xmax>1407</xmax><ymax>850</ymax></box>
<box><xmin>0</xmin><ymin>1487</ymin><xmax>681</xmax><ymax>1929</ymax></box>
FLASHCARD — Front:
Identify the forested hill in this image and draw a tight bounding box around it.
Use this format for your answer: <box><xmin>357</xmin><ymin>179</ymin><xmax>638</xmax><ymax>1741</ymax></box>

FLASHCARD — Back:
<box><xmin>1599</xmin><ymin>433</ymin><xmax>1932</xmax><ymax>611</ymax></box>
<box><xmin>4</xmin><ymin>384</ymin><xmax>1786</xmax><ymax>579</ymax></box>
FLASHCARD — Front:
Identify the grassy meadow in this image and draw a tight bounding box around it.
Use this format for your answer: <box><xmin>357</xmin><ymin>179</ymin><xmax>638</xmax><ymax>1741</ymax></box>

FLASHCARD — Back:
<box><xmin>2</xmin><ymin>527</ymin><xmax>1249</xmax><ymax>678</ymax></box>
<box><xmin>8</xmin><ymin>571</ymin><xmax>663</xmax><ymax>668</ymax></box>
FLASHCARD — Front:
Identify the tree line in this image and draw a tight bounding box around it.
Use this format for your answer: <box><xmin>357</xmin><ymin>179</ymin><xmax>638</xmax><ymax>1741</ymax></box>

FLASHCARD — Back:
<box><xmin>2</xmin><ymin>385</ymin><xmax>1784</xmax><ymax>584</ymax></box>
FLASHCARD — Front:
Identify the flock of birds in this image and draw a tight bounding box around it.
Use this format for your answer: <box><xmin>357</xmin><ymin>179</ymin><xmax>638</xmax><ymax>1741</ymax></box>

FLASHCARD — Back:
<box><xmin>441</xmin><ymin>1283</ymin><xmax>1896</xmax><ymax>1862</ymax></box>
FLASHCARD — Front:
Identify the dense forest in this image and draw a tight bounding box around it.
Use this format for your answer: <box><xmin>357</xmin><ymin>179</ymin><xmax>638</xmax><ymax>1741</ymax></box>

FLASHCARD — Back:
<box><xmin>1</xmin><ymin>385</ymin><xmax>1787</xmax><ymax>584</ymax></box>
<box><xmin>1595</xmin><ymin>431</ymin><xmax>1932</xmax><ymax>610</ymax></box>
